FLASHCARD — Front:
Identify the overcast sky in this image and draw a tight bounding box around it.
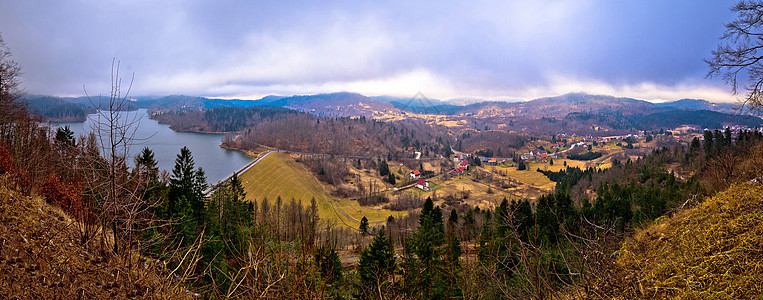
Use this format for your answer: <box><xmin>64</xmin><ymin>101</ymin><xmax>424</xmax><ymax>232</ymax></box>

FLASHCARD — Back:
<box><xmin>0</xmin><ymin>0</ymin><xmax>740</xmax><ymax>102</ymax></box>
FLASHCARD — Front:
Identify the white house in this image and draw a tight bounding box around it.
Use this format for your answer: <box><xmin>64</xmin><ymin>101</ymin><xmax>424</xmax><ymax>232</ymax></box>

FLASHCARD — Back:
<box><xmin>416</xmin><ymin>179</ymin><xmax>429</xmax><ymax>191</ymax></box>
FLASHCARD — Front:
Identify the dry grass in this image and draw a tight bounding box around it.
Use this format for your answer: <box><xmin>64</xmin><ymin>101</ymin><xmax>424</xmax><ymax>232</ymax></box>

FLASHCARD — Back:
<box><xmin>424</xmin><ymin>176</ymin><xmax>516</xmax><ymax>209</ymax></box>
<box><xmin>591</xmin><ymin>183</ymin><xmax>763</xmax><ymax>299</ymax></box>
<box><xmin>0</xmin><ymin>177</ymin><xmax>187</xmax><ymax>298</ymax></box>
<box><xmin>238</xmin><ymin>152</ymin><xmax>398</xmax><ymax>228</ymax></box>
<box><xmin>239</xmin><ymin>152</ymin><xmax>336</xmax><ymax>219</ymax></box>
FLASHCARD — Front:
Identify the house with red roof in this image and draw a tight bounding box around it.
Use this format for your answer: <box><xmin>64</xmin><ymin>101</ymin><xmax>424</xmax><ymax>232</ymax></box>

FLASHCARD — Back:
<box><xmin>410</xmin><ymin>170</ymin><xmax>421</xmax><ymax>179</ymax></box>
<box><xmin>416</xmin><ymin>179</ymin><xmax>429</xmax><ymax>191</ymax></box>
<box><xmin>459</xmin><ymin>160</ymin><xmax>469</xmax><ymax>169</ymax></box>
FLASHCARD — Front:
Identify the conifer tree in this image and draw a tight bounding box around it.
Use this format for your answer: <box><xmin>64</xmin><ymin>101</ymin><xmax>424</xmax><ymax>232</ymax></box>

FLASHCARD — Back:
<box><xmin>358</xmin><ymin>229</ymin><xmax>395</xmax><ymax>298</ymax></box>
<box><xmin>168</xmin><ymin>147</ymin><xmax>207</xmax><ymax>244</ymax></box>
<box><xmin>359</xmin><ymin>216</ymin><xmax>369</xmax><ymax>235</ymax></box>
<box><xmin>315</xmin><ymin>245</ymin><xmax>343</xmax><ymax>284</ymax></box>
<box><xmin>379</xmin><ymin>160</ymin><xmax>390</xmax><ymax>176</ymax></box>
<box><xmin>410</xmin><ymin>197</ymin><xmax>447</xmax><ymax>298</ymax></box>
<box><xmin>55</xmin><ymin>125</ymin><xmax>75</xmax><ymax>147</ymax></box>
<box><xmin>134</xmin><ymin>147</ymin><xmax>158</xmax><ymax>181</ymax></box>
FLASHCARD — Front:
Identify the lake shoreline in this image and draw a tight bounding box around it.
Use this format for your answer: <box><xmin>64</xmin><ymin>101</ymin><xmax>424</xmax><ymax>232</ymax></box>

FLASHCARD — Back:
<box><xmin>54</xmin><ymin>109</ymin><xmax>253</xmax><ymax>184</ymax></box>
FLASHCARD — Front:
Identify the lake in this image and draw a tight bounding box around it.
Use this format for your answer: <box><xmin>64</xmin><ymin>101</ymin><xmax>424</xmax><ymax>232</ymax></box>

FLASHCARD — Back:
<box><xmin>55</xmin><ymin>109</ymin><xmax>253</xmax><ymax>184</ymax></box>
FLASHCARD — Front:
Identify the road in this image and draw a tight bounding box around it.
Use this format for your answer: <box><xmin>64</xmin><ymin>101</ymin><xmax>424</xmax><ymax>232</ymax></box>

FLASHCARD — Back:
<box><xmin>203</xmin><ymin>150</ymin><xmax>274</xmax><ymax>195</ymax></box>
<box><xmin>242</xmin><ymin>141</ymin><xmax>440</xmax><ymax>161</ymax></box>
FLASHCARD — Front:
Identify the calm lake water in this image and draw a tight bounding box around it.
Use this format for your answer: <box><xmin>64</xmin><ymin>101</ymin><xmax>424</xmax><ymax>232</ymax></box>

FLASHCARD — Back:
<box><xmin>55</xmin><ymin>109</ymin><xmax>253</xmax><ymax>184</ymax></box>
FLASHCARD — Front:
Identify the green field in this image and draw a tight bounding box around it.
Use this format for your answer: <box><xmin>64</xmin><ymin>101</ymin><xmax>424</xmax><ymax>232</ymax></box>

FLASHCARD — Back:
<box><xmin>238</xmin><ymin>152</ymin><xmax>398</xmax><ymax>228</ymax></box>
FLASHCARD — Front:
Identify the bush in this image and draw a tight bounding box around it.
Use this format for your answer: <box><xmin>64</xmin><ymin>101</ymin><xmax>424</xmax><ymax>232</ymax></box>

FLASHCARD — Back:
<box><xmin>567</xmin><ymin>151</ymin><xmax>603</xmax><ymax>161</ymax></box>
<box><xmin>39</xmin><ymin>175</ymin><xmax>83</xmax><ymax>219</ymax></box>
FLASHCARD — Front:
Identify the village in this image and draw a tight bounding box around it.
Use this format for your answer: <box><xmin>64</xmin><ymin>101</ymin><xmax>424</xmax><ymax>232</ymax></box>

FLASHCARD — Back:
<box><xmin>394</xmin><ymin>124</ymin><xmax>759</xmax><ymax>203</ymax></box>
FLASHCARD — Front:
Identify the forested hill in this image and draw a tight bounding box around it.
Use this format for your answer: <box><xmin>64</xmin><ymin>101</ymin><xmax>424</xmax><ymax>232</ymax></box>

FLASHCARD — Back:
<box><xmin>19</xmin><ymin>95</ymin><xmax>96</xmax><ymax>122</ymax></box>
<box><xmin>269</xmin><ymin>92</ymin><xmax>401</xmax><ymax>118</ymax></box>
<box><xmin>655</xmin><ymin>98</ymin><xmax>736</xmax><ymax>112</ymax></box>
<box><xmin>453</xmin><ymin>93</ymin><xmax>742</xmax><ymax>118</ymax></box>
<box><xmin>135</xmin><ymin>94</ymin><xmax>284</xmax><ymax>112</ymax></box>
<box><xmin>637</xmin><ymin>109</ymin><xmax>763</xmax><ymax>130</ymax></box>
<box><xmin>151</xmin><ymin>105</ymin><xmax>303</xmax><ymax>132</ymax></box>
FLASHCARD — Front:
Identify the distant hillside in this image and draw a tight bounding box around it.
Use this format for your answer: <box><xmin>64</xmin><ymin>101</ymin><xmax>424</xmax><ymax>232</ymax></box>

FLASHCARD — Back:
<box><xmin>457</xmin><ymin>93</ymin><xmax>658</xmax><ymax>119</ymax></box>
<box><xmin>152</xmin><ymin>105</ymin><xmax>302</xmax><ymax>132</ymax></box>
<box><xmin>637</xmin><ymin>109</ymin><xmax>763</xmax><ymax>130</ymax></box>
<box><xmin>271</xmin><ymin>92</ymin><xmax>401</xmax><ymax>118</ymax></box>
<box><xmin>370</xmin><ymin>95</ymin><xmax>461</xmax><ymax>114</ymax></box>
<box><xmin>27</xmin><ymin>92</ymin><xmax>755</xmax><ymax>132</ymax></box>
<box><xmin>656</xmin><ymin>98</ymin><xmax>736</xmax><ymax>113</ymax></box>
<box><xmin>19</xmin><ymin>95</ymin><xmax>96</xmax><ymax>122</ymax></box>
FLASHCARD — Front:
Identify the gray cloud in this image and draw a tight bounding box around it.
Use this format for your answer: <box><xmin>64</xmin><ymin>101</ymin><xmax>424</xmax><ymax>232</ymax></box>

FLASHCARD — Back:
<box><xmin>0</xmin><ymin>0</ymin><xmax>739</xmax><ymax>102</ymax></box>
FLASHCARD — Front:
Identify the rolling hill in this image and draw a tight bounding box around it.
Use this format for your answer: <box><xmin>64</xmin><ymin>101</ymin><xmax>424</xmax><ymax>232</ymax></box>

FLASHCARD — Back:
<box><xmin>237</xmin><ymin>152</ymin><xmax>398</xmax><ymax>228</ymax></box>
<box><xmin>270</xmin><ymin>92</ymin><xmax>401</xmax><ymax>118</ymax></box>
<box><xmin>655</xmin><ymin>98</ymin><xmax>736</xmax><ymax>113</ymax></box>
<box><xmin>456</xmin><ymin>93</ymin><xmax>659</xmax><ymax>119</ymax></box>
<box><xmin>637</xmin><ymin>109</ymin><xmax>763</xmax><ymax>130</ymax></box>
<box><xmin>18</xmin><ymin>95</ymin><xmax>96</xmax><ymax>122</ymax></box>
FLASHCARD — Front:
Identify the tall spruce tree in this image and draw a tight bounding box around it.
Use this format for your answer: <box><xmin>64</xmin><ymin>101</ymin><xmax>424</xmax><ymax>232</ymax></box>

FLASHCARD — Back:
<box><xmin>358</xmin><ymin>228</ymin><xmax>395</xmax><ymax>298</ymax></box>
<box><xmin>411</xmin><ymin>197</ymin><xmax>447</xmax><ymax>298</ymax></box>
<box><xmin>168</xmin><ymin>146</ymin><xmax>207</xmax><ymax>243</ymax></box>
<box><xmin>359</xmin><ymin>216</ymin><xmax>369</xmax><ymax>235</ymax></box>
<box><xmin>379</xmin><ymin>160</ymin><xmax>390</xmax><ymax>176</ymax></box>
<box><xmin>135</xmin><ymin>147</ymin><xmax>158</xmax><ymax>181</ymax></box>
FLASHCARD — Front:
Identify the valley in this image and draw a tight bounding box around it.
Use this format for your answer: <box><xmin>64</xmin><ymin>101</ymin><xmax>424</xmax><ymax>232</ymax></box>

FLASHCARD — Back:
<box><xmin>137</xmin><ymin>91</ymin><xmax>750</xmax><ymax>233</ymax></box>
<box><xmin>7</xmin><ymin>90</ymin><xmax>763</xmax><ymax>299</ymax></box>
<box><xmin>5</xmin><ymin>2</ymin><xmax>763</xmax><ymax>297</ymax></box>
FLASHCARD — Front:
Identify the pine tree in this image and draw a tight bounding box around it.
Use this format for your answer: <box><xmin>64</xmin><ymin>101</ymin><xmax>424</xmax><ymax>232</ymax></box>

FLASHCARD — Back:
<box><xmin>54</xmin><ymin>125</ymin><xmax>75</xmax><ymax>147</ymax></box>
<box><xmin>379</xmin><ymin>160</ymin><xmax>390</xmax><ymax>176</ymax></box>
<box><xmin>478</xmin><ymin>209</ymin><xmax>494</xmax><ymax>262</ymax></box>
<box><xmin>168</xmin><ymin>147</ymin><xmax>208</xmax><ymax>245</ymax></box>
<box><xmin>315</xmin><ymin>245</ymin><xmax>343</xmax><ymax>284</ymax></box>
<box><xmin>359</xmin><ymin>216</ymin><xmax>369</xmax><ymax>235</ymax></box>
<box><xmin>135</xmin><ymin>147</ymin><xmax>158</xmax><ymax>182</ymax></box>
<box><xmin>411</xmin><ymin>197</ymin><xmax>447</xmax><ymax>298</ymax></box>
<box><xmin>169</xmin><ymin>146</ymin><xmax>197</xmax><ymax>216</ymax></box>
<box><xmin>445</xmin><ymin>208</ymin><xmax>463</xmax><ymax>296</ymax></box>
<box><xmin>308</xmin><ymin>197</ymin><xmax>319</xmax><ymax>247</ymax></box>
<box><xmin>358</xmin><ymin>229</ymin><xmax>396</xmax><ymax>298</ymax></box>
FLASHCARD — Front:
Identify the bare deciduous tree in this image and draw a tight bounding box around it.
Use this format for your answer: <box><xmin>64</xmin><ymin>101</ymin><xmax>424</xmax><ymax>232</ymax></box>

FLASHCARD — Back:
<box><xmin>82</xmin><ymin>59</ymin><xmax>158</xmax><ymax>256</ymax></box>
<box><xmin>707</xmin><ymin>0</ymin><xmax>763</xmax><ymax>117</ymax></box>
<box><xmin>0</xmin><ymin>32</ymin><xmax>23</xmax><ymax>116</ymax></box>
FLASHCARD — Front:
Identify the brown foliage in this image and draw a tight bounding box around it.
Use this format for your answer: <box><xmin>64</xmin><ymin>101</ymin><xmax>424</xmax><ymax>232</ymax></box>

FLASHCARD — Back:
<box><xmin>39</xmin><ymin>174</ymin><xmax>85</xmax><ymax>221</ymax></box>
<box><xmin>0</xmin><ymin>179</ymin><xmax>187</xmax><ymax>298</ymax></box>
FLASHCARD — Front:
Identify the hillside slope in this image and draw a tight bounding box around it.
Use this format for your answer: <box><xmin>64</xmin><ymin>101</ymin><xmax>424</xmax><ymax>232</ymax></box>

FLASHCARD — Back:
<box><xmin>457</xmin><ymin>93</ymin><xmax>658</xmax><ymax>119</ymax></box>
<box><xmin>590</xmin><ymin>183</ymin><xmax>763</xmax><ymax>299</ymax></box>
<box><xmin>270</xmin><ymin>92</ymin><xmax>401</xmax><ymax>118</ymax></box>
<box><xmin>0</xmin><ymin>179</ymin><xmax>187</xmax><ymax>298</ymax></box>
<box><xmin>238</xmin><ymin>152</ymin><xmax>397</xmax><ymax>228</ymax></box>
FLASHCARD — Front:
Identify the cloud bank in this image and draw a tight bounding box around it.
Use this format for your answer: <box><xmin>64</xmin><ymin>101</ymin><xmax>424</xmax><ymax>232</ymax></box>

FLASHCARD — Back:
<box><xmin>0</xmin><ymin>0</ymin><xmax>740</xmax><ymax>102</ymax></box>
